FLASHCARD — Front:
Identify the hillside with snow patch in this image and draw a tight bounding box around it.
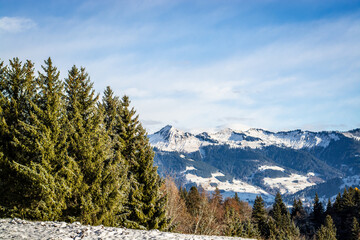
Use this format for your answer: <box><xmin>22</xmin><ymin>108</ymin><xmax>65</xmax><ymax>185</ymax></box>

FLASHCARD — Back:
<box><xmin>151</xmin><ymin>125</ymin><xmax>360</xmax><ymax>204</ymax></box>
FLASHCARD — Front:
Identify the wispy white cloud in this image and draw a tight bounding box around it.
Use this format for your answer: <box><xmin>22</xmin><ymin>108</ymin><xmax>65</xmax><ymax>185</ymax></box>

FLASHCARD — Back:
<box><xmin>0</xmin><ymin>17</ymin><xmax>36</xmax><ymax>33</ymax></box>
<box><xmin>0</xmin><ymin>3</ymin><xmax>359</xmax><ymax>133</ymax></box>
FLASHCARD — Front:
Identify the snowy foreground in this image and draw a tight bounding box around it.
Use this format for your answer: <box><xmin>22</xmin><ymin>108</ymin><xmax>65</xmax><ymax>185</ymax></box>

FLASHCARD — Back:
<box><xmin>0</xmin><ymin>218</ymin><xmax>255</xmax><ymax>240</ymax></box>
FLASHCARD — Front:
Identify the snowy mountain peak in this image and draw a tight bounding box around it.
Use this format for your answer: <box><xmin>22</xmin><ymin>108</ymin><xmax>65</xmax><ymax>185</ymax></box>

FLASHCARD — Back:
<box><xmin>150</xmin><ymin>125</ymin><xmax>344</xmax><ymax>153</ymax></box>
<box><xmin>342</xmin><ymin>128</ymin><xmax>360</xmax><ymax>141</ymax></box>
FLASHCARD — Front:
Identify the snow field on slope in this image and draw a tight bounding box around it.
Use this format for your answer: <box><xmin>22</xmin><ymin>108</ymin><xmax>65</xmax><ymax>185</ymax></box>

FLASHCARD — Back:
<box><xmin>263</xmin><ymin>173</ymin><xmax>316</xmax><ymax>194</ymax></box>
<box><xmin>258</xmin><ymin>165</ymin><xmax>285</xmax><ymax>172</ymax></box>
<box><xmin>0</xmin><ymin>218</ymin><xmax>255</xmax><ymax>240</ymax></box>
<box><xmin>185</xmin><ymin>172</ymin><xmax>271</xmax><ymax>200</ymax></box>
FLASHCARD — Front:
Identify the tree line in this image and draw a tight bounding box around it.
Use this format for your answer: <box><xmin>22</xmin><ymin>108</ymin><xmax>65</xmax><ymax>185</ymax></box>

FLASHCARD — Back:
<box><xmin>162</xmin><ymin>179</ymin><xmax>360</xmax><ymax>240</ymax></box>
<box><xmin>0</xmin><ymin>57</ymin><xmax>167</xmax><ymax>230</ymax></box>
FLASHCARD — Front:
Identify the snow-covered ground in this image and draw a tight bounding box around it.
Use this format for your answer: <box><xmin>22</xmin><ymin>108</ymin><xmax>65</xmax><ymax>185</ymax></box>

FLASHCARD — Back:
<box><xmin>0</xmin><ymin>218</ymin><xmax>255</xmax><ymax>240</ymax></box>
<box><xmin>263</xmin><ymin>173</ymin><xmax>316</xmax><ymax>194</ymax></box>
<box><xmin>258</xmin><ymin>165</ymin><xmax>285</xmax><ymax>172</ymax></box>
<box><xmin>185</xmin><ymin>172</ymin><xmax>273</xmax><ymax>202</ymax></box>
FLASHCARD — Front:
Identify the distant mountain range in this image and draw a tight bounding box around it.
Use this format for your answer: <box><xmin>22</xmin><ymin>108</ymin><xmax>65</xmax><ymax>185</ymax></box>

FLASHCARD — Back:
<box><xmin>149</xmin><ymin>125</ymin><xmax>360</xmax><ymax>205</ymax></box>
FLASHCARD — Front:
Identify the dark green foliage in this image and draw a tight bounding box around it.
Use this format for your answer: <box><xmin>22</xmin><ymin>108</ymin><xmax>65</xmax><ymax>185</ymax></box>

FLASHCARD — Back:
<box><xmin>252</xmin><ymin>195</ymin><xmax>269</xmax><ymax>238</ymax></box>
<box><xmin>0</xmin><ymin>58</ymin><xmax>41</xmax><ymax>218</ymax></box>
<box><xmin>316</xmin><ymin>215</ymin><xmax>337</xmax><ymax>240</ymax></box>
<box><xmin>224</xmin><ymin>209</ymin><xmax>260</xmax><ymax>239</ymax></box>
<box><xmin>15</xmin><ymin>58</ymin><xmax>79</xmax><ymax>220</ymax></box>
<box><xmin>234</xmin><ymin>192</ymin><xmax>240</xmax><ymax>203</ymax></box>
<box><xmin>270</xmin><ymin>192</ymin><xmax>288</xmax><ymax>222</ymax></box>
<box><xmin>0</xmin><ymin>58</ymin><xmax>164</xmax><ymax>230</ymax></box>
<box><xmin>331</xmin><ymin>188</ymin><xmax>360</xmax><ymax>240</ymax></box>
<box><xmin>291</xmin><ymin>198</ymin><xmax>306</xmax><ymax>220</ymax></box>
<box><xmin>312</xmin><ymin>193</ymin><xmax>325</xmax><ymax>230</ymax></box>
<box><xmin>186</xmin><ymin>186</ymin><xmax>201</xmax><ymax>216</ymax></box>
<box><xmin>326</xmin><ymin>198</ymin><xmax>333</xmax><ymax>216</ymax></box>
<box><xmin>291</xmin><ymin>198</ymin><xmax>308</xmax><ymax>235</ymax></box>
<box><xmin>352</xmin><ymin>217</ymin><xmax>360</xmax><ymax>240</ymax></box>
<box><xmin>100</xmin><ymin>86</ymin><xmax>129</xmax><ymax>226</ymax></box>
<box><xmin>64</xmin><ymin>66</ymin><xmax>131</xmax><ymax>226</ymax></box>
<box><xmin>119</xmin><ymin>95</ymin><xmax>168</xmax><ymax>230</ymax></box>
<box><xmin>269</xmin><ymin>192</ymin><xmax>300</xmax><ymax>239</ymax></box>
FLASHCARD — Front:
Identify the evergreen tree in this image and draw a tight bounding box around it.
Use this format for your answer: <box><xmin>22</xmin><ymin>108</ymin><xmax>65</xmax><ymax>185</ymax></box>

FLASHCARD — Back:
<box><xmin>0</xmin><ymin>58</ymin><xmax>39</xmax><ymax>218</ymax></box>
<box><xmin>316</xmin><ymin>215</ymin><xmax>337</xmax><ymax>240</ymax></box>
<box><xmin>100</xmin><ymin>86</ymin><xmax>130</xmax><ymax>226</ymax></box>
<box><xmin>312</xmin><ymin>193</ymin><xmax>324</xmax><ymax>230</ymax></box>
<box><xmin>234</xmin><ymin>192</ymin><xmax>240</xmax><ymax>203</ymax></box>
<box><xmin>119</xmin><ymin>95</ymin><xmax>167</xmax><ymax>230</ymax></box>
<box><xmin>270</xmin><ymin>192</ymin><xmax>300</xmax><ymax>239</ymax></box>
<box><xmin>326</xmin><ymin>198</ymin><xmax>333</xmax><ymax>216</ymax></box>
<box><xmin>291</xmin><ymin>198</ymin><xmax>306</xmax><ymax>220</ymax></box>
<box><xmin>252</xmin><ymin>195</ymin><xmax>269</xmax><ymax>238</ymax></box>
<box><xmin>271</xmin><ymin>192</ymin><xmax>288</xmax><ymax>223</ymax></box>
<box><xmin>186</xmin><ymin>186</ymin><xmax>201</xmax><ymax>216</ymax></box>
<box><xmin>64</xmin><ymin>65</ymin><xmax>115</xmax><ymax>225</ymax></box>
<box><xmin>12</xmin><ymin>58</ymin><xmax>82</xmax><ymax>221</ymax></box>
<box><xmin>239</xmin><ymin>219</ymin><xmax>260</xmax><ymax>238</ymax></box>
<box><xmin>352</xmin><ymin>217</ymin><xmax>360</xmax><ymax>240</ymax></box>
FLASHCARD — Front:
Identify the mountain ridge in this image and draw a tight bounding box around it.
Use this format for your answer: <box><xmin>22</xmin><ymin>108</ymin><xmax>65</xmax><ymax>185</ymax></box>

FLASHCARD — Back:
<box><xmin>150</xmin><ymin>125</ymin><xmax>354</xmax><ymax>152</ymax></box>
<box><xmin>150</xmin><ymin>125</ymin><xmax>360</xmax><ymax>204</ymax></box>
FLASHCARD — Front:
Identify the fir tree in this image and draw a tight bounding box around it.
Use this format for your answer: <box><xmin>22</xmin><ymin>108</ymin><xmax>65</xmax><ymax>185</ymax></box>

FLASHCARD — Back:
<box><xmin>326</xmin><ymin>198</ymin><xmax>333</xmax><ymax>216</ymax></box>
<box><xmin>100</xmin><ymin>86</ymin><xmax>130</xmax><ymax>226</ymax></box>
<box><xmin>312</xmin><ymin>193</ymin><xmax>324</xmax><ymax>230</ymax></box>
<box><xmin>0</xmin><ymin>58</ymin><xmax>39</xmax><ymax>218</ymax></box>
<box><xmin>252</xmin><ymin>195</ymin><xmax>269</xmax><ymax>238</ymax></box>
<box><xmin>352</xmin><ymin>217</ymin><xmax>360</xmax><ymax>240</ymax></box>
<box><xmin>316</xmin><ymin>215</ymin><xmax>337</xmax><ymax>240</ymax></box>
<box><xmin>234</xmin><ymin>192</ymin><xmax>240</xmax><ymax>203</ymax></box>
<box><xmin>11</xmin><ymin>58</ymin><xmax>81</xmax><ymax>221</ymax></box>
<box><xmin>271</xmin><ymin>192</ymin><xmax>288</xmax><ymax>223</ymax></box>
<box><xmin>64</xmin><ymin>65</ymin><xmax>115</xmax><ymax>225</ymax></box>
<box><xmin>270</xmin><ymin>192</ymin><xmax>300</xmax><ymax>239</ymax></box>
<box><xmin>291</xmin><ymin>198</ymin><xmax>306</xmax><ymax>220</ymax></box>
<box><xmin>186</xmin><ymin>186</ymin><xmax>201</xmax><ymax>216</ymax></box>
<box><xmin>119</xmin><ymin>95</ymin><xmax>168</xmax><ymax>230</ymax></box>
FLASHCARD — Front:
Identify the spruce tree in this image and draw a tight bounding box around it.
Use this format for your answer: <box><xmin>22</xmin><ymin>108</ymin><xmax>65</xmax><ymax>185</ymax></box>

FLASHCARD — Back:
<box><xmin>352</xmin><ymin>217</ymin><xmax>360</xmax><ymax>240</ymax></box>
<box><xmin>234</xmin><ymin>192</ymin><xmax>240</xmax><ymax>203</ymax></box>
<box><xmin>119</xmin><ymin>95</ymin><xmax>167</xmax><ymax>230</ymax></box>
<box><xmin>312</xmin><ymin>193</ymin><xmax>324</xmax><ymax>230</ymax></box>
<box><xmin>186</xmin><ymin>186</ymin><xmax>201</xmax><ymax>216</ymax></box>
<box><xmin>291</xmin><ymin>198</ymin><xmax>306</xmax><ymax>220</ymax></box>
<box><xmin>0</xmin><ymin>58</ymin><xmax>39</xmax><ymax>218</ymax></box>
<box><xmin>270</xmin><ymin>192</ymin><xmax>300</xmax><ymax>239</ymax></box>
<box><xmin>316</xmin><ymin>215</ymin><xmax>337</xmax><ymax>240</ymax></box>
<box><xmin>11</xmin><ymin>58</ymin><xmax>82</xmax><ymax>220</ymax></box>
<box><xmin>271</xmin><ymin>192</ymin><xmax>288</xmax><ymax>223</ymax></box>
<box><xmin>100</xmin><ymin>86</ymin><xmax>129</xmax><ymax>226</ymax></box>
<box><xmin>64</xmin><ymin>65</ymin><xmax>115</xmax><ymax>225</ymax></box>
<box><xmin>326</xmin><ymin>198</ymin><xmax>333</xmax><ymax>216</ymax></box>
<box><xmin>252</xmin><ymin>195</ymin><xmax>269</xmax><ymax>238</ymax></box>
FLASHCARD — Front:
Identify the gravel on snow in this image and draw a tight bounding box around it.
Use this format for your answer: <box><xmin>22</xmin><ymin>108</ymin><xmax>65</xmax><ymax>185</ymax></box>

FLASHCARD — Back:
<box><xmin>0</xmin><ymin>218</ymin><xmax>256</xmax><ymax>240</ymax></box>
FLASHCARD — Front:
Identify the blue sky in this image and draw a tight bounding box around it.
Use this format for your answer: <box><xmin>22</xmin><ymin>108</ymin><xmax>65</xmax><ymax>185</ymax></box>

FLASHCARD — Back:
<box><xmin>1</xmin><ymin>0</ymin><xmax>360</xmax><ymax>133</ymax></box>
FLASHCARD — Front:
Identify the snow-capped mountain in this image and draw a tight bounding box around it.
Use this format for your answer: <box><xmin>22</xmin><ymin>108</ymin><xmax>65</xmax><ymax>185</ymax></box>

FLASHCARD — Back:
<box><xmin>150</xmin><ymin>125</ymin><xmax>360</xmax><ymax>204</ymax></box>
<box><xmin>150</xmin><ymin>125</ymin><xmax>342</xmax><ymax>152</ymax></box>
